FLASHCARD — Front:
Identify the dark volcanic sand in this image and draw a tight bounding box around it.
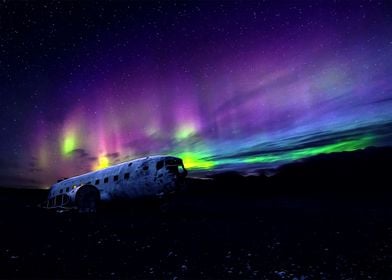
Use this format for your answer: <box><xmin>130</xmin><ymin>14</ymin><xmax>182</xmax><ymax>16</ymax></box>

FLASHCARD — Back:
<box><xmin>1</xmin><ymin>147</ymin><xmax>392</xmax><ymax>279</ymax></box>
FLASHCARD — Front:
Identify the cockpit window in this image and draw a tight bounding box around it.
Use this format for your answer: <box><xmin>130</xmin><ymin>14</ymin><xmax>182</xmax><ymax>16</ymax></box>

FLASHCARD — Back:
<box><xmin>167</xmin><ymin>164</ymin><xmax>179</xmax><ymax>174</ymax></box>
<box><xmin>165</xmin><ymin>158</ymin><xmax>181</xmax><ymax>165</ymax></box>
<box><xmin>178</xmin><ymin>165</ymin><xmax>185</xmax><ymax>174</ymax></box>
<box><xmin>164</xmin><ymin>158</ymin><xmax>187</xmax><ymax>176</ymax></box>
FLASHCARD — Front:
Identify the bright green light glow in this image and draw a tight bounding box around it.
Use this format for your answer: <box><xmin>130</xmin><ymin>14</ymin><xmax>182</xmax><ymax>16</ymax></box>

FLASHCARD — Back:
<box><xmin>62</xmin><ymin>133</ymin><xmax>77</xmax><ymax>156</ymax></box>
<box><xmin>175</xmin><ymin>124</ymin><xmax>196</xmax><ymax>140</ymax></box>
<box><xmin>177</xmin><ymin>151</ymin><xmax>215</xmax><ymax>169</ymax></box>
<box><xmin>244</xmin><ymin>136</ymin><xmax>373</xmax><ymax>164</ymax></box>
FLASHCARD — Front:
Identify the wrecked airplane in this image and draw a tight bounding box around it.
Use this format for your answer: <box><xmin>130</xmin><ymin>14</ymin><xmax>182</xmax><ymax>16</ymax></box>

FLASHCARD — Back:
<box><xmin>43</xmin><ymin>155</ymin><xmax>188</xmax><ymax>212</ymax></box>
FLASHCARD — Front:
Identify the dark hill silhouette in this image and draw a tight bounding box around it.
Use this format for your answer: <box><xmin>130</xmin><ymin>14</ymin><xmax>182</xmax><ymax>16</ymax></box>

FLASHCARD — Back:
<box><xmin>183</xmin><ymin>146</ymin><xmax>392</xmax><ymax>197</ymax></box>
<box><xmin>271</xmin><ymin>146</ymin><xmax>392</xmax><ymax>194</ymax></box>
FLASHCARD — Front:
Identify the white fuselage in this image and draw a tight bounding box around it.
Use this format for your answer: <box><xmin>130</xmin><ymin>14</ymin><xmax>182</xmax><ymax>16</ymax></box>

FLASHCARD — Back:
<box><xmin>47</xmin><ymin>155</ymin><xmax>187</xmax><ymax>207</ymax></box>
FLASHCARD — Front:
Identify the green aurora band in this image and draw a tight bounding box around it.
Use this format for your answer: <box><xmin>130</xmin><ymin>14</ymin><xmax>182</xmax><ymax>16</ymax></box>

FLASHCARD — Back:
<box><xmin>174</xmin><ymin>135</ymin><xmax>373</xmax><ymax>170</ymax></box>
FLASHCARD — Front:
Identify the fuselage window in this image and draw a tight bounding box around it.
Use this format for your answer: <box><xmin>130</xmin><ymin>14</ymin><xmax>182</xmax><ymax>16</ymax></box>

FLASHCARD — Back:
<box><xmin>66</xmin><ymin>187</ymin><xmax>69</xmax><ymax>192</ymax></box>
<box><xmin>156</xmin><ymin>160</ymin><xmax>164</xmax><ymax>170</ymax></box>
<box><xmin>95</xmin><ymin>179</ymin><xmax>100</xmax><ymax>185</ymax></box>
<box><xmin>128</xmin><ymin>162</ymin><xmax>133</xmax><ymax>167</ymax></box>
<box><xmin>59</xmin><ymin>189</ymin><xmax>63</xmax><ymax>194</ymax></box>
<box><xmin>124</xmin><ymin>172</ymin><xmax>130</xmax><ymax>179</ymax></box>
<box><xmin>104</xmin><ymin>177</ymin><xmax>108</xmax><ymax>183</ymax></box>
<box><xmin>143</xmin><ymin>165</ymin><xmax>148</xmax><ymax>171</ymax></box>
<box><xmin>86</xmin><ymin>181</ymin><xmax>91</xmax><ymax>184</ymax></box>
<box><xmin>114</xmin><ymin>175</ymin><xmax>119</xmax><ymax>181</ymax></box>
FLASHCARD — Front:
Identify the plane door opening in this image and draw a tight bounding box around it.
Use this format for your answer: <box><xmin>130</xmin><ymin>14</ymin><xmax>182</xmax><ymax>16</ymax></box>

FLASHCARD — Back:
<box><xmin>74</xmin><ymin>185</ymin><xmax>100</xmax><ymax>213</ymax></box>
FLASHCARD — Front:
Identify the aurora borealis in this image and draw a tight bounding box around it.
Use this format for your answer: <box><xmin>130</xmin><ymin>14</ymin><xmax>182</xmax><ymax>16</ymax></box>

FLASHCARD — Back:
<box><xmin>1</xmin><ymin>1</ymin><xmax>392</xmax><ymax>188</ymax></box>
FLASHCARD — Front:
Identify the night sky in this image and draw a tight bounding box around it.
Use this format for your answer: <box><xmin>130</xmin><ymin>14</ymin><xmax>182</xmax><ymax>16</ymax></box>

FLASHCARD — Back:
<box><xmin>1</xmin><ymin>1</ymin><xmax>392</xmax><ymax>188</ymax></box>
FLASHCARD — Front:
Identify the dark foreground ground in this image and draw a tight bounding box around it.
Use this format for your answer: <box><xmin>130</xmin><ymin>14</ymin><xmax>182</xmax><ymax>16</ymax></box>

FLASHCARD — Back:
<box><xmin>1</xmin><ymin>147</ymin><xmax>392</xmax><ymax>279</ymax></box>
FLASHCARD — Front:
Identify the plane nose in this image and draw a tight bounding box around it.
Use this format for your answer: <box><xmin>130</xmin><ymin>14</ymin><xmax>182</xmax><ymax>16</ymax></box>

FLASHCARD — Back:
<box><xmin>178</xmin><ymin>165</ymin><xmax>188</xmax><ymax>177</ymax></box>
